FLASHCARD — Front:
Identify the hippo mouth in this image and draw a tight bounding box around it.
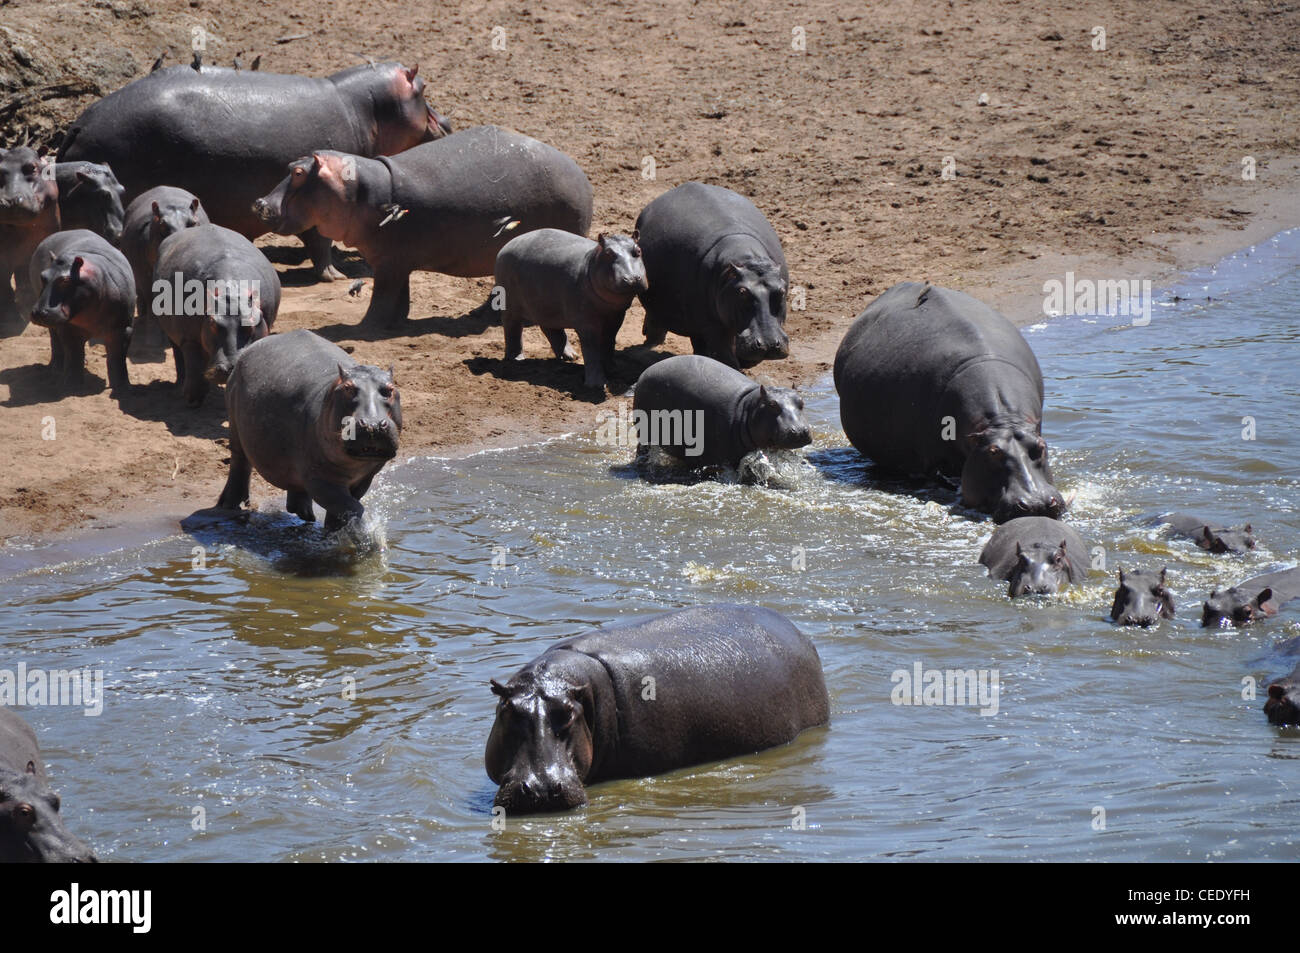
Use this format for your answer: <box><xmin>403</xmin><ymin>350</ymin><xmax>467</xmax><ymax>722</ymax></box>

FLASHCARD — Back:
<box><xmin>344</xmin><ymin>441</ymin><xmax>398</xmax><ymax>460</ymax></box>
<box><xmin>427</xmin><ymin>104</ymin><xmax>452</xmax><ymax>139</ymax></box>
<box><xmin>29</xmin><ymin>305</ymin><xmax>70</xmax><ymax>329</ymax></box>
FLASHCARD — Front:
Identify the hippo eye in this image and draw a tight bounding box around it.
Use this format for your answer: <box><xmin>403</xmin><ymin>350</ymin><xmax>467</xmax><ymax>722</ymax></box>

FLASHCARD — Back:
<box><xmin>987</xmin><ymin>445</ymin><xmax>1002</xmax><ymax>457</ymax></box>
<box><xmin>379</xmin><ymin>386</ymin><xmax>394</xmax><ymax>399</ymax></box>
<box><xmin>14</xmin><ymin>803</ymin><xmax>35</xmax><ymax>830</ymax></box>
<box><xmin>631</xmin><ymin>246</ymin><xmax>641</xmax><ymax>258</ymax></box>
<box><xmin>22</xmin><ymin>164</ymin><xmax>36</xmax><ymax>177</ymax></box>
<box><xmin>737</xmin><ymin>286</ymin><xmax>750</xmax><ymax>297</ymax></box>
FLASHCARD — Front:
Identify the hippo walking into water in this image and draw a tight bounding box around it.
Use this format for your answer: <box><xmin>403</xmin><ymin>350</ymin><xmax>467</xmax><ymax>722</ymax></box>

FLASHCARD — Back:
<box><xmin>0</xmin><ymin>708</ymin><xmax>96</xmax><ymax>862</ymax></box>
<box><xmin>978</xmin><ymin>516</ymin><xmax>1089</xmax><ymax>598</ymax></box>
<box><xmin>834</xmin><ymin>282</ymin><xmax>1066</xmax><ymax>523</ymax></box>
<box><xmin>486</xmin><ymin>604</ymin><xmax>830</xmax><ymax>814</ymax></box>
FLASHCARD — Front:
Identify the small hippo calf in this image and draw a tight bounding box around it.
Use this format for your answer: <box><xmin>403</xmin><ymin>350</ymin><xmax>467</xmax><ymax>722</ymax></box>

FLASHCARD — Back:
<box><xmin>1110</xmin><ymin>567</ymin><xmax>1176</xmax><ymax>627</ymax></box>
<box><xmin>28</xmin><ymin>230</ymin><xmax>135</xmax><ymax>392</ymax></box>
<box><xmin>631</xmin><ymin>354</ymin><xmax>811</xmax><ymax>468</ymax></box>
<box><xmin>153</xmin><ymin>223</ymin><xmax>280</xmax><ymax>407</ymax></box>
<box><xmin>1202</xmin><ymin>566</ymin><xmax>1300</xmax><ymax>628</ymax></box>
<box><xmin>54</xmin><ymin>161</ymin><xmax>126</xmax><ymax>245</ymax></box>
<box><xmin>0</xmin><ymin>708</ymin><xmax>96</xmax><ymax>862</ymax></box>
<box><xmin>978</xmin><ymin>517</ymin><xmax>1089</xmax><ymax>598</ymax></box>
<box><xmin>121</xmin><ymin>186</ymin><xmax>211</xmax><ymax>348</ymax></box>
<box><xmin>486</xmin><ymin>604</ymin><xmax>830</xmax><ymax>814</ymax></box>
<box><xmin>217</xmin><ymin>329</ymin><xmax>402</xmax><ymax>531</ymax></box>
<box><xmin>494</xmin><ymin>229</ymin><xmax>647</xmax><ymax>389</ymax></box>
<box><xmin>1160</xmin><ymin>513</ymin><xmax>1256</xmax><ymax>555</ymax></box>
<box><xmin>0</xmin><ymin>147</ymin><xmax>60</xmax><ymax>330</ymax></box>
<box><xmin>1264</xmin><ymin>661</ymin><xmax>1300</xmax><ymax>726</ymax></box>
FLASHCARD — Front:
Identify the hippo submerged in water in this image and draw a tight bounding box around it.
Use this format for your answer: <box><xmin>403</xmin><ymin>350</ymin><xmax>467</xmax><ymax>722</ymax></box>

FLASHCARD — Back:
<box><xmin>485</xmin><ymin>604</ymin><xmax>830</xmax><ymax>814</ymax></box>
<box><xmin>1159</xmin><ymin>513</ymin><xmax>1257</xmax><ymax>555</ymax></box>
<box><xmin>834</xmin><ymin>282</ymin><xmax>1066</xmax><ymax>523</ymax></box>
<box><xmin>978</xmin><ymin>516</ymin><xmax>1089</xmax><ymax>598</ymax></box>
<box><xmin>1109</xmin><ymin>568</ymin><xmax>1176</xmax><ymax>627</ymax></box>
<box><xmin>1202</xmin><ymin>566</ymin><xmax>1300</xmax><ymax>628</ymax></box>
<box><xmin>0</xmin><ymin>709</ymin><xmax>96</xmax><ymax>862</ymax></box>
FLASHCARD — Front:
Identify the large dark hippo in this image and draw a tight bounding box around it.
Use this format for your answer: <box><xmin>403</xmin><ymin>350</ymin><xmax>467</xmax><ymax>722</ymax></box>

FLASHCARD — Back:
<box><xmin>0</xmin><ymin>147</ymin><xmax>60</xmax><ymax>331</ymax></box>
<box><xmin>486</xmin><ymin>604</ymin><xmax>830</xmax><ymax>814</ymax></box>
<box><xmin>1159</xmin><ymin>513</ymin><xmax>1257</xmax><ymax>555</ymax></box>
<box><xmin>630</xmin><ymin>354</ymin><xmax>811</xmax><ymax>467</ymax></box>
<box><xmin>978</xmin><ymin>516</ymin><xmax>1089</xmax><ymax>598</ymax></box>
<box><xmin>153</xmin><ymin>223</ymin><xmax>280</xmax><ymax>407</ymax></box>
<box><xmin>58</xmin><ymin>62</ymin><xmax>449</xmax><ymax>279</ymax></box>
<box><xmin>1202</xmin><ymin>566</ymin><xmax>1300</xmax><ymax>628</ymax></box>
<box><xmin>1109</xmin><ymin>568</ymin><xmax>1175</xmax><ymax>627</ymax></box>
<box><xmin>0</xmin><ymin>708</ymin><xmax>96</xmax><ymax>862</ymax></box>
<box><xmin>634</xmin><ymin>182</ymin><xmax>790</xmax><ymax>368</ymax></box>
<box><xmin>28</xmin><ymin>230</ymin><xmax>135</xmax><ymax>393</ymax></box>
<box><xmin>120</xmin><ymin>186</ymin><xmax>211</xmax><ymax>343</ymax></box>
<box><xmin>217</xmin><ymin>329</ymin><xmax>402</xmax><ymax>531</ymax></box>
<box><xmin>494</xmin><ymin>230</ymin><xmax>647</xmax><ymax>389</ymax></box>
<box><xmin>834</xmin><ymin>282</ymin><xmax>1065</xmax><ymax>523</ymax></box>
<box><xmin>54</xmin><ymin>161</ymin><xmax>126</xmax><ymax>245</ymax></box>
<box><xmin>253</xmin><ymin>125</ymin><xmax>593</xmax><ymax>326</ymax></box>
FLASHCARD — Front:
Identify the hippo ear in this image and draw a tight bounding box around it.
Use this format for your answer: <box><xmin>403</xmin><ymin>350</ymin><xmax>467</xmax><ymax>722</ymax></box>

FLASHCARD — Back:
<box><xmin>190</xmin><ymin>198</ymin><xmax>201</xmax><ymax>214</ymax></box>
<box><xmin>1244</xmin><ymin>524</ymin><xmax>1252</xmax><ymax>534</ymax></box>
<box><xmin>1117</xmin><ymin>567</ymin><xmax>1125</xmax><ymax>583</ymax></box>
<box><xmin>489</xmin><ymin>679</ymin><xmax>511</xmax><ymax>698</ymax></box>
<box><xmin>151</xmin><ymin>200</ymin><xmax>162</xmax><ymax>220</ymax></box>
<box><xmin>405</xmin><ymin>64</ymin><xmax>419</xmax><ymax>82</ymax></box>
<box><xmin>631</xmin><ymin>228</ymin><xmax>639</xmax><ymax>243</ymax></box>
<box><xmin>1015</xmin><ymin>541</ymin><xmax>1024</xmax><ymax>556</ymax></box>
<box><xmin>70</xmin><ymin>256</ymin><xmax>84</xmax><ymax>279</ymax></box>
<box><xmin>596</xmin><ymin>232</ymin><xmax>607</xmax><ymax>245</ymax></box>
<box><xmin>387</xmin><ymin>364</ymin><xmax>397</xmax><ymax>384</ymax></box>
<box><xmin>1201</xmin><ymin>526</ymin><xmax>1215</xmax><ymax>544</ymax></box>
<box><xmin>25</xmin><ymin>760</ymin><xmax>36</xmax><ymax>775</ymax></box>
<box><xmin>1158</xmin><ymin>567</ymin><xmax>1167</xmax><ymax>585</ymax></box>
<box><xmin>335</xmin><ymin>363</ymin><xmax>353</xmax><ymax>387</ymax></box>
<box><xmin>1255</xmin><ymin>588</ymin><xmax>1274</xmax><ymax>609</ymax></box>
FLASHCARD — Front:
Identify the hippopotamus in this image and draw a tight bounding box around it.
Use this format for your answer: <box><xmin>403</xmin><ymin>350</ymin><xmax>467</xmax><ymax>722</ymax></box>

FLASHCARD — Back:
<box><xmin>153</xmin><ymin>224</ymin><xmax>280</xmax><ymax>407</ymax></box>
<box><xmin>1202</xmin><ymin>566</ymin><xmax>1300</xmax><ymax>628</ymax></box>
<box><xmin>120</xmin><ymin>186</ymin><xmax>211</xmax><ymax>342</ymax></box>
<box><xmin>1264</xmin><ymin>661</ymin><xmax>1300</xmax><ymax>726</ymax></box>
<box><xmin>485</xmin><ymin>604</ymin><xmax>830</xmax><ymax>814</ymax></box>
<box><xmin>978</xmin><ymin>516</ymin><xmax>1089</xmax><ymax>598</ymax></box>
<box><xmin>0</xmin><ymin>708</ymin><xmax>96</xmax><ymax>862</ymax></box>
<box><xmin>494</xmin><ymin>230</ymin><xmax>647</xmax><ymax>389</ymax></box>
<box><xmin>253</xmin><ymin>125</ymin><xmax>594</xmax><ymax>326</ymax></box>
<box><xmin>1159</xmin><ymin>513</ymin><xmax>1257</xmax><ymax>555</ymax></box>
<box><xmin>1109</xmin><ymin>567</ymin><xmax>1176</xmax><ymax>627</ymax></box>
<box><xmin>0</xmin><ymin>147</ymin><xmax>60</xmax><ymax>331</ymax></box>
<box><xmin>217</xmin><ymin>329</ymin><xmax>402</xmax><ymax>531</ymax></box>
<box><xmin>631</xmin><ymin>354</ymin><xmax>812</xmax><ymax>467</ymax></box>
<box><xmin>58</xmin><ymin>62</ymin><xmax>449</xmax><ymax>279</ymax></box>
<box><xmin>634</xmin><ymin>182</ymin><xmax>789</xmax><ymax>368</ymax></box>
<box><xmin>834</xmin><ymin>282</ymin><xmax>1066</xmax><ymax>523</ymax></box>
<box><xmin>54</xmin><ymin>161</ymin><xmax>126</xmax><ymax>245</ymax></box>
<box><xmin>28</xmin><ymin>230</ymin><xmax>135</xmax><ymax>392</ymax></box>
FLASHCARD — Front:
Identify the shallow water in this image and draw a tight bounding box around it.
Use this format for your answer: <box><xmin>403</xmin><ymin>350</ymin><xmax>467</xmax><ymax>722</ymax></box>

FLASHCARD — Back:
<box><xmin>1</xmin><ymin>231</ymin><xmax>1297</xmax><ymax>862</ymax></box>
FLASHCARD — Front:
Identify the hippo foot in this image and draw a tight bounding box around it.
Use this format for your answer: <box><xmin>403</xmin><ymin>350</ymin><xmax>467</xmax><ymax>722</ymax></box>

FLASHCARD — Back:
<box><xmin>315</xmin><ymin>264</ymin><xmax>347</xmax><ymax>282</ymax></box>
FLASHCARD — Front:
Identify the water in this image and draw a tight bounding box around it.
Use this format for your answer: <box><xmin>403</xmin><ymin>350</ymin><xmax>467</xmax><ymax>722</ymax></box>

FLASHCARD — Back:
<box><xmin>1</xmin><ymin>232</ymin><xmax>1297</xmax><ymax>862</ymax></box>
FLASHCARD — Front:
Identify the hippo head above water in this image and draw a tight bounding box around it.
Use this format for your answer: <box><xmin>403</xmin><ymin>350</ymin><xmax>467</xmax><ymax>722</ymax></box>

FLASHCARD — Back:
<box><xmin>591</xmin><ymin>232</ymin><xmax>648</xmax><ymax>298</ymax></box>
<box><xmin>329</xmin><ymin>62</ymin><xmax>450</xmax><ymax>153</ymax></box>
<box><xmin>714</xmin><ymin>255</ymin><xmax>789</xmax><ymax>367</ymax></box>
<box><xmin>1202</xmin><ymin>586</ymin><xmax>1276</xmax><ymax>628</ymax></box>
<box><xmin>1197</xmin><ymin>523</ymin><xmax>1256</xmax><ymax>555</ymax></box>
<box><xmin>330</xmin><ymin>363</ymin><xmax>402</xmax><ymax>461</ymax></box>
<box><xmin>961</xmin><ymin>418</ymin><xmax>1065</xmax><ymax>523</ymax></box>
<box><xmin>0</xmin><ymin>147</ymin><xmax>57</xmax><ymax>225</ymax></box>
<box><xmin>486</xmin><ymin>670</ymin><xmax>593</xmax><ymax>814</ymax></box>
<box><xmin>750</xmin><ymin>385</ymin><xmax>813</xmax><ymax>453</ymax></box>
<box><xmin>1110</xmin><ymin>567</ymin><xmax>1176</xmax><ymax>627</ymax></box>
<box><xmin>0</xmin><ymin>763</ymin><xmax>96</xmax><ymax>863</ymax></box>
<box><xmin>1265</xmin><ymin>668</ymin><xmax>1300</xmax><ymax>727</ymax></box>
<box><xmin>1008</xmin><ymin>540</ymin><xmax>1075</xmax><ymax>598</ymax></box>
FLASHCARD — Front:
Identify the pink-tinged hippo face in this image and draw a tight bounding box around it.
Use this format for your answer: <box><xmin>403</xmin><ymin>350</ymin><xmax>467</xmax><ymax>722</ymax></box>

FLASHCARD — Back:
<box><xmin>253</xmin><ymin>153</ymin><xmax>358</xmax><ymax>240</ymax></box>
<box><xmin>31</xmin><ymin>255</ymin><xmax>98</xmax><ymax>330</ymax></box>
<box><xmin>368</xmin><ymin>63</ymin><xmax>450</xmax><ymax>154</ymax></box>
<box><xmin>1202</xmin><ymin>586</ymin><xmax>1276</xmax><ymax>628</ymax></box>
<box><xmin>0</xmin><ymin>148</ymin><xmax>57</xmax><ymax>226</ymax></box>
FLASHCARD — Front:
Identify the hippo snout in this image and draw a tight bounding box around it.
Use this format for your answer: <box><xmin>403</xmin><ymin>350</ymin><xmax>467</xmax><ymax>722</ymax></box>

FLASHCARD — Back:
<box><xmin>736</xmin><ymin>331</ymin><xmax>790</xmax><ymax>367</ymax></box>
<box><xmin>343</xmin><ymin>418</ymin><xmax>399</xmax><ymax>459</ymax></box>
<box><xmin>994</xmin><ymin>492</ymin><xmax>1066</xmax><ymax>524</ymax></box>
<box><xmin>494</xmin><ymin>770</ymin><xmax>587</xmax><ymax>815</ymax></box>
<box><xmin>252</xmin><ymin>197</ymin><xmax>276</xmax><ymax>223</ymax></box>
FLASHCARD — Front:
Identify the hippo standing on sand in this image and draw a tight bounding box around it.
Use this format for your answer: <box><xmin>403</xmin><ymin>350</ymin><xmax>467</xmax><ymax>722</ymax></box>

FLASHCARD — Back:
<box><xmin>1159</xmin><ymin>513</ymin><xmax>1257</xmax><ymax>555</ymax></box>
<box><xmin>1109</xmin><ymin>568</ymin><xmax>1176</xmax><ymax>627</ymax></box>
<box><xmin>253</xmin><ymin>126</ymin><xmax>593</xmax><ymax>326</ymax></box>
<box><xmin>494</xmin><ymin>230</ymin><xmax>647</xmax><ymax>389</ymax></box>
<box><xmin>834</xmin><ymin>282</ymin><xmax>1066</xmax><ymax>523</ymax></box>
<box><xmin>486</xmin><ymin>604</ymin><xmax>830</xmax><ymax>814</ymax></box>
<box><xmin>978</xmin><ymin>516</ymin><xmax>1089</xmax><ymax>598</ymax></box>
<box><xmin>153</xmin><ymin>224</ymin><xmax>280</xmax><ymax>407</ymax></box>
<box><xmin>59</xmin><ymin>62</ymin><xmax>450</xmax><ymax>279</ymax></box>
<box><xmin>54</xmin><ymin>162</ymin><xmax>126</xmax><ymax>245</ymax></box>
<box><xmin>28</xmin><ymin>230</ymin><xmax>135</xmax><ymax>393</ymax></box>
<box><xmin>1202</xmin><ymin>566</ymin><xmax>1300</xmax><ymax>628</ymax></box>
<box><xmin>120</xmin><ymin>186</ymin><xmax>211</xmax><ymax>346</ymax></box>
<box><xmin>631</xmin><ymin>354</ymin><xmax>811</xmax><ymax>468</ymax></box>
<box><xmin>0</xmin><ymin>147</ymin><xmax>60</xmax><ymax>332</ymax></box>
<box><xmin>217</xmin><ymin>329</ymin><xmax>402</xmax><ymax>531</ymax></box>
<box><xmin>0</xmin><ymin>708</ymin><xmax>96</xmax><ymax>862</ymax></box>
<box><xmin>634</xmin><ymin>182</ymin><xmax>790</xmax><ymax>368</ymax></box>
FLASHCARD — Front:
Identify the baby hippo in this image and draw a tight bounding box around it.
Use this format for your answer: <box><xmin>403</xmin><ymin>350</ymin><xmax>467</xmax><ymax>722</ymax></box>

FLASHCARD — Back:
<box><xmin>494</xmin><ymin>229</ymin><xmax>647</xmax><ymax>389</ymax></box>
<box><xmin>1264</xmin><ymin>662</ymin><xmax>1300</xmax><ymax>726</ymax></box>
<box><xmin>54</xmin><ymin>161</ymin><xmax>126</xmax><ymax>245</ymax></box>
<box><xmin>1202</xmin><ymin>567</ymin><xmax>1300</xmax><ymax>627</ymax></box>
<box><xmin>978</xmin><ymin>517</ymin><xmax>1089</xmax><ymax>598</ymax></box>
<box><xmin>121</xmin><ymin>186</ymin><xmax>210</xmax><ymax>345</ymax></box>
<box><xmin>486</xmin><ymin>604</ymin><xmax>830</xmax><ymax>814</ymax></box>
<box><xmin>1109</xmin><ymin>568</ymin><xmax>1175</xmax><ymax>627</ymax></box>
<box><xmin>0</xmin><ymin>708</ymin><xmax>96</xmax><ymax>862</ymax></box>
<box><xmin>0</xmin><ymin>147</ymin><xmax>60</xmax><ymax>330</ymax></box>
<box><xmin>217</xmin><ymin>329</ymin><xmax>401</xmax><ymax>531</ymax></box>
<box><xmin>1161</xmin><ymin>513</ymin><xmax>1256</xmax><ymax>555</ymax></box>
<box><xmin>153</xmin><ymin>223</ymin><xmax>280</xmax><ymax>407</ymax></box>
<box><xmin>631</xmin><ymin>354</ymin><xmax>811</xmax><ymax>467</ymax></box>
<box><xmin>28</xmin><ymin>230</ymin><xmax>135</xmax><ymax>392</ymax></box>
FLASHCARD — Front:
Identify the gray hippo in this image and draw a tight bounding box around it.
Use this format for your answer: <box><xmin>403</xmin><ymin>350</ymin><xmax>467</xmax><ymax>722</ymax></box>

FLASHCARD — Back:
<box><xmin>1202</xmin><ymin>566</ymin><xmax>1300</xmax><ymax>627</ymax></box>
<box><xmin>28</xmin><ymin>230</ymin><xmax>135</xmax><ymax>393</ymax></box>
<box><xmin>253</xmin><ymin>125</ymin><xmax>594</xmax><ymax>326</ymax></box>
<box><xmin>978</xmin><ymin>516</ymin><xmax>1089</xmax><ymax>598</ymax></box>
<box><xmin>54</xmin><ymin>161</ymin><xmax>126</xmax><ymax>245</ymax></box>
<box><xmin>1109</xmin><ymin>568</ymin><xmax>1175</xmax><ymax>627</ymax></box>
<box><xmin>1265</xmin><ymin>660</ymin><xmax>1300</xmax><ymax>726</ymax></box>
<box><xmin>631</xmin><ymin>354</ymin><xmax>811</xmax><ymax>467</ymax></box>
<box><xmin>0</xmin><ymin>708</ymin><xmax>96</xmax><ymax>862</ymax></box>
<box><xmin>0</xmin><ymin>147</ymin><xmax>60</xmax><ymax>331</ymax></box>
<box><xmin>217</xmin><ymin>329</ymin><xmax>402</xmax><ymax>531</ymax></box>
<box><xmin>153</xmin><ymin>223</ymin><xmax>281</xmax><ymax>407</ymax></box>
<box><xmin>1159</xmin><ymin>513</ymin><xmax>1256</xmax><ymax>555</ymax></box>
<box><xmin>634</xmin><ymin>182</ymin><xmax>789</xmax><ymax>368</ymax></box>
<box><xmin>494</xmin><ymin>230</ymin><xmax>647</xmax><ymax>389</ymax></box>
<box><xmin>59</xmin><ymin>62</ymin><xmax>449</xmax><ymax>279</ymax></box>
<box><xmin>834</xmin><ymin>282</ymin><xmax>1065</xmax><ymax>523</ymax></box>
<box><xmin>120</xmin><ymin>186</ymin><xmax>211</xmax><ymax>344</ymax></box>
<box><xmin>485</xmin><ymin>604</ymin><xmax>830</xmax><ymax>814</ymax></box>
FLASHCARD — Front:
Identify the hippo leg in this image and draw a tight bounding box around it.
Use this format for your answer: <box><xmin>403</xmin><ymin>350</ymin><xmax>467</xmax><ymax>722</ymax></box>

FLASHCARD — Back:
<box><xmin>180</xmin><ymin>340</ymin><xmax>209</xmax><ymax>407</ymax></box>
<box><xmin>350</xmin><ymin>473</ymin><xmax>375</xmax><ymax>500</ymax></box>
<box><xmin>302</xmin><ymin>228</ymin><xmax>346</xmax><ymax>282</ymax></box>
<box><xmin>0</xmin><ymin>274</ymin><xmax>23</xmax><ymax>334</ymax></box>
<box><xmin>47</xmin><ymin>328</ymin><xmax>65</xmax><ymax>373</ymax></box>
<box><xmin>286</xmin><ymin>490</ymin><xmax>316</xmax><ymax>523</ymax></box>
<box><xmin>361</xmin><ymin>268</ymin><xmax>411</xmax><ymax>327</ymax></box>
<box><xmin>641</xmin><ymin>309</ymin><xmax>667</xmax><ymax>349</ymax></box>
<box><xmin>503</xmin><ymin>316</ymin><xmax>525</xmax><ymax>362</ymax></box>
<box><xmin>105</xmin><ymin>328</ymin><xmax>130</xmax><ymax>394</ymax></box>
<box><xmin>543</xmin><ymin>327</ymin><xmax>577</xmax><ymax>361</ymax></box>
<box><xmin>309</xmin><ymin>481</ymin><xmax>365</xmax><ymax>533</ymax></box>
<box><xmin>217</xmin><ymin>423</ymin><xmax>252</xmax><ymax>510</ymax></box>
<box><xmin>172</xmin><ymin>345</ymin><xmax>185</xmax><ymax>386</ymax></box>
<box><xmin>576</xmin><ymin>329</ymin><xmax>608</xmax><ymax>389</ymax></box>
<box><xmin>56</xmin><ymin>329</ymin><xmax>87</xmax><ymax>390</ymax></box>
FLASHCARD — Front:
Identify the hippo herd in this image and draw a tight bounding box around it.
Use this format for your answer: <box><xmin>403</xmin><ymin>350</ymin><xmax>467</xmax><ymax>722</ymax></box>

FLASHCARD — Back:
<box><xmin>1</xmin><ymin>55</ymin><xmax>1296</xmax><ymax>860</ymax></box>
